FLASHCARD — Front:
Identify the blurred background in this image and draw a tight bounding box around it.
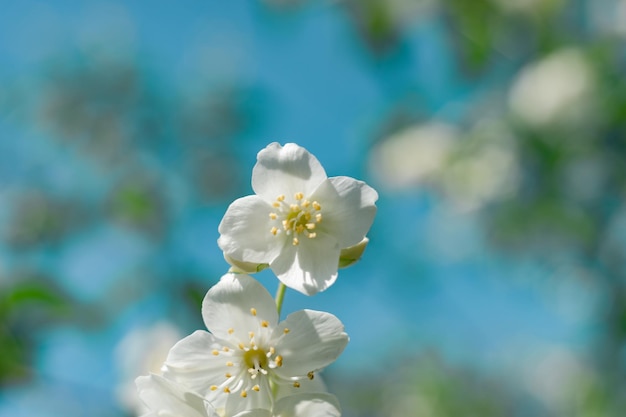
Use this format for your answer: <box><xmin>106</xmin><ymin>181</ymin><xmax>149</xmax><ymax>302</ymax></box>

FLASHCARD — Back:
<box><xmin>1</xmin><ymin>0</ymin><xmax>625</xmax><ymax>416</ymax></box>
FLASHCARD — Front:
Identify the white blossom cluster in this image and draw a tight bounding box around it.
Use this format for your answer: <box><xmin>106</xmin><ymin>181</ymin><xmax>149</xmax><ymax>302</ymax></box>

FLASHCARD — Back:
<box><xmin>136</xmin><ymin>143</ymin><xmax>378</xmax><ymax>417</ymax></box>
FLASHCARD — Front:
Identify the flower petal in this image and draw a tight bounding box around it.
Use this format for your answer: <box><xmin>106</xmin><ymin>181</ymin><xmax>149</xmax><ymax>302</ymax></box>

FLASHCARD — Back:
<box><xmin>270</xmin><ymin>233</ymin><xmax>341</xmax><ymax>295</ymax></box>
<box><xmin>203</xmin><ymin>273</ymin><xmax>279</xmax><ymax>343</ymax></box>
<box><xmin>271</xmin><ymin>310</ymin><xmax>348</xmax><ymax>378</ymax></box>
<box><xmin>272</xmin><ymin>393</ymin><xmax>341</xmax><ymax>417</ymax></box>
<box><xmin>252</xmin><ymin>143</ymin><xmax>327</xmax><ymax>202</ymax></box>
<box><xmin>136</xmin><ymin>374</ymin><xmax>216</xmax><ymax>417</ymax></box>
<box><xmin>312</xmin><ymin>176</ymin><xmax>378</xmax><ymax>248</ymax></box>
<box><xmin>161</xmin><ymin>330</ymin><xmax>231</xmax><ymax>397</ymax></box>
<box><xmin>225</xmin><ymin>376</ymin><xmax>273</xmax><ymax>416</ymax></box>
<box><xmin>274</xmin><ymin>373</ymin><xmax>327</xmax><ymax>400</ymax></box>
<box><xmin>218</xmin><ymin>195</ymin><xmax>286</xmax><ymax>264</ymax></box>
<box><xmin>232</xmin><ymin>410</ymin><xmax>272</xmax><ymax>417</ymax></box>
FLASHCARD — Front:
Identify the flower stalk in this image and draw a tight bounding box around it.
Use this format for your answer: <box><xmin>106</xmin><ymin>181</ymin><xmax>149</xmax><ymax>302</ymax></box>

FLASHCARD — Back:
<box><xmin>275</xmin><ymin>282</ymin><xmax>287</xmax><ymax>316</ymax></box>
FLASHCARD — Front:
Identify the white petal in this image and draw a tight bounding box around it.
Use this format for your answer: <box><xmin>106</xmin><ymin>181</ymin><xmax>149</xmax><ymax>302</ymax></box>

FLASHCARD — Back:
<box><xmin>225</xmin><ymin>377</ymin><xmax>273</xmax><ymax>416</ymax></box>
<box><xmin>271</xmin><ymin>310</ymin><xmax>348</xmax><ymax>378</ymax></box>
<box><xmin>251</xmin><ymin>143</ymin><xmax>327</xmax><ymax>202</ymax></box>
<box><xmin>203</xmin><ymin>273</ymin><xmax>278</xmax><ymax>343</ymax></box>
<box><xmin>136</xmin><ymin>374</ymin><xmax>217</xmax><ymax>417</ymax></box>
<box><xmin>162</xmin><ymin>331</ymin><xmax>231</xmax><ymax>397</ymax></box>
<box><xmin>311</xmin><ymin>176</ymin><xmax>378</xmax><ymax>248</ymax></box>
<box><xmin>274</xmin><ymin>373</ymin><xmax>327</xmax><ymax>399</ymax></box>
<box><xmin>270</xmin><ymin>233</ymin><xmax>341</xmax><ymax>295</ymax></box>
<box><xmin>232</xmin><ymin>410</ymin><xmax>272</xmax><ymax>417</ymax></box>
<box><xmin>218</xmin><ymin>195</ymin><xmax>286</xmax><ymax>264</ymax></box>
<box><xmin>273</xmin><ymin>393</ymin><xmax>341</xmax><ymax>417</ymax></box>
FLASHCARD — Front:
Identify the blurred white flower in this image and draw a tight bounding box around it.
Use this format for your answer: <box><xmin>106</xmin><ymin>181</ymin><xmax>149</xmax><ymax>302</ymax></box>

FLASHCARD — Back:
<box><xmin>441</xmin><ymin>143</ymin><xmax>519</xmax><ymax>211</ymax></box>
<box><xmin>369</xmin><ymin>123</ymin><xmax>458</xmax><ymax>190</ymax></box>
<box><xmin>163</xmin><ymin>273</ymin><xmax>348</xmax><ymax>416</ymax></box>
<box><xmin>218</xmin><ymin>142</ymin><xmax>378</xmax><ymax>295</ymax></box>
<box><xmin>588</xmin><ymin>0</ymin><xmax>626</xmax><ymax>38</ymax></box>
<box><xmin>522</xmin><ymin>346</ymin><xmax>593</xmax><ymax>412</ymax></box>
<box><xmin>115</xmin><ymin>321</ymin><xmax>183</xmax><ymax>414</ymax></box>
<box><xmin>509</xmin><ymin>48</ymin><xmax>596</xmax><ymax>128</ymax></box>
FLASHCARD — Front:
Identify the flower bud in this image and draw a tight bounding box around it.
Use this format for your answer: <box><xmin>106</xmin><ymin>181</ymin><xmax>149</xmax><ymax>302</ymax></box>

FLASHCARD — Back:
<box><xmin>338</xmin><ymin>237</ymin><xmax>369</xmax><ymax>269</ymax></box>
<box><xmin>224</xmin><ymin>254</ymin><xmax>269</xmax><ymax>274</ymax></box>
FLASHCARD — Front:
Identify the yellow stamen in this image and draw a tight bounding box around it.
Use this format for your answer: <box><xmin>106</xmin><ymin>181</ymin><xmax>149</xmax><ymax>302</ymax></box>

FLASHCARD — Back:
<box><xmin>250</xmin><ymin>308</ymin><xmax>257</xmax><ymax>316</ymax></box>
<box><xmin>228</xmin><ymin>328</ymin><xmax>234</xmax><ymax>334</ymax></box>
<box><xmin>252</xmin><ymin>385</ymin><xmax>260</xmax><ymax>392</ymax></box>
<box><xmin>312</xmin><ymin>201</ymin><xmax>321</xmax><ymax>210</ymax></box>
<box><xmin>261</xmin><ymin>320</ymin><xmax>269</xmax><ymax>327</ymax></box>
<box><xmin>241</xmin><ymin>390</ymin><xmax>248</xmax><ymax>398</ymax></box>
<box><xmin>275</xmin><ymin>355</ymin><xmax>283</xmax><ymax>367</ymax></box>
<box><xmin>271</xmin><ymin>226</ymin><xmax>278</xmax><ymax>235</ymax></box>
<box><xmin>269</xmin><ymin>212</ymin><xmax>277</xmax><ymax>220</ymax></box>
<box><xmin>294</xmin><ymin>192</ymin><xmax>304</xmax><ymax>200</ymax></box>
<box><xmin>308</xmin><ymin>371</ymin><xmax>314</xmax><ymax>380</ymax></box>
<box><xmin>293</xmin><ymin>382</ymin><xmax>300</xmax><ymax>388</ymax></box>
<box><xmin>224</xmin><ymin>387</ymin><xmax>231</xmax><ymax>393</ymax></box>
<box><xmin>277</xmin><ymin>195</ymin><xmax>285</xmax><ymax>201</ymax></box>
<box><xmin>283</xmin><ymin>328</ymin><xmax>290</xmax><ymax>334</ymax></box>
<box><xmin>292</xmin><ymin>237</ymin><xmax>299</xmax><ymax>246</ymax></box>
<box><xmin>226</xmin><ymin>361</ymin><xmax>234</xmax><ymax>367</ymax></box>
<box><xmin>212</xmin><ymin>349</ymin><xmax>219</xmax><ymax>356</ymax></box>
<box><xmin>210</xmin><ymin>385</ymin><xmax>218</xmax><ymax>391</ymax></box>
<box><xmin>308</xmin><ymin>233</ymin><xmax>317</xmax><ymax>239</ymax></box>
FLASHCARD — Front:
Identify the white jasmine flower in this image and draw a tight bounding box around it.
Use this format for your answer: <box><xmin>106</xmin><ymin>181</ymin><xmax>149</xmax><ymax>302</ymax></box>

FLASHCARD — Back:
<box><xmin>218</xmin><ymin>142</ymin><xmax>378</xmax><ymax>295</ymax></box>
<box><xmin>136</xmin><ymin>374</ymin><xmax>222</xmax><ymax>417</ymax></box>
<box><xmin>137</xmin><ymin>374</ymin><xmax>341</xmax><ymax>417</ymax></box>
<box><xmin>162</xmin><ymin>273</ymin><xmax>349</xmax><ymax>416</ymax></box>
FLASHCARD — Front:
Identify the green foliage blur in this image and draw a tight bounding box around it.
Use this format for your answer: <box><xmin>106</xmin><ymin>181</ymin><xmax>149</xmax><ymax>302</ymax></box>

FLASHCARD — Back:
<box><xmin>348</xmin><ymin>0</ymin><xmax>626</xmax><ymax>415</ymax></box>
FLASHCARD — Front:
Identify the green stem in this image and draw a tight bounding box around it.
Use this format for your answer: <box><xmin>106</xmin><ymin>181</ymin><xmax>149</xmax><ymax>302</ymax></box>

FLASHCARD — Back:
<box><xmin>275</xmin><ymin>282</ymin><xmax>287</xmax><ymax>316</ymax></box>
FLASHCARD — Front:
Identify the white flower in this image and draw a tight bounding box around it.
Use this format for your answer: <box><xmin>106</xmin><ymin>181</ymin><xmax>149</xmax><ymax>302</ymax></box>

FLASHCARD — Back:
<box><xmin>162</xmin><ymin>273</ymin><xmax>349</xmax><ymax>416</ymax></box>
<box><xmin>271</xmin><ymin>392</ymin><xmax>341</xmax><ymax>417</ymax></box>
<box><xmin>136</xmin><ymin>374</ymin><xmax>221</xmax><ymax>417</ymax></box>
<box><xmin>137</xmin><ymin>374</ymin><xmax>341</xmax><ymax>417</ymax></box>
<box><xmin>218</xmin><ymin>142</ymin><xmax>378</xmax><ymax>295</ymax></box>
<box><xmin>115</xmin><ymin>321</ymin><xmax>183</xmax><ymax>414</ymax></box>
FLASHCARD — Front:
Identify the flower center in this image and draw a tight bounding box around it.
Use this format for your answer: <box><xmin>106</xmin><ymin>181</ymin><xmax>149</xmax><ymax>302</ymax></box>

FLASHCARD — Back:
<box><xmin>208</xmin><ymin>307</ymin><xmax>285</xmax><ymax>398</ymax></box>
<box><xmin>269</xmin><ymin>192</ymin><xmax>323</xmax><ymax>246</ymax></box>
<box><xmin>243</xmin><ymin>348</ymin><xmax>268</xmax><ymax>376</ymax></box>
